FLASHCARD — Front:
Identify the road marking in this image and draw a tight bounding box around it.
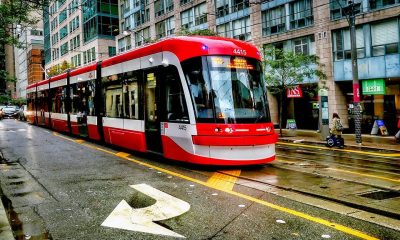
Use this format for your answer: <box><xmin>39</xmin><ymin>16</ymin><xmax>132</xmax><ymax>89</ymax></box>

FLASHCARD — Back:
<box><xmin>327</xmin><ymin>168</ymin><xmax>400</xmax><ymax>183</ymax></box>
<box><xmin>102</xmin><ymin>184</ymin><xmax>190</xmax><ymax>238</ymax></box>
<box><xmin>75</xmin><ymin>139</ymin><xmax>85</xmax><ymax>143</ymax></box>
<box><xmin>207</xmin><ymin>170</ymin><xmax>241</xmax><ymax>191</ymax></box>
<box><xmin>54</xmin><ymin>134</ymin><xmax>379</xmax><ymax>240</ymax></box>
<box><xmin>115</xmin><ymin>152</ymin><xmax>130</xmax><ymax>158</ymax></box>
<box><xmin>278</xmin><ymin>142</ymin><xmax>400</xmax><ymax>157</ymax></box>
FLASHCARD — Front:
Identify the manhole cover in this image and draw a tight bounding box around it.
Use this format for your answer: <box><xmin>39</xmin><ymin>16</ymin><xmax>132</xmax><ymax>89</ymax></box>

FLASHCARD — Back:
<box><xmin>359</xmin><ymin>190</ymin><xmax>400</xmax><ymax>200</ymax></box>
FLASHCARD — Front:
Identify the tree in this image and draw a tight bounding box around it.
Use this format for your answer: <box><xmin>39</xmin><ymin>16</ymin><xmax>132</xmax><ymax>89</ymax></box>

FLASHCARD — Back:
<box><xmin>0</xmin><ymin>0</ymin><xmax>43</xmax><ymax>94</ymax></box>
<box><xmin>263</xmin><ymin>47</ymin><xmax>327</xmax><ymax>136</ymax></box>
<box><xmin>47</xmin><ymin>61</ymin><xmax>74</xmax><ymax>77</ymax></box>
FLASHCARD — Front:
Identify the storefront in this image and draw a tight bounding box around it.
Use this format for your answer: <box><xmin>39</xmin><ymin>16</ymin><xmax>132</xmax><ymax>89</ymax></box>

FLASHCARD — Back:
<box><xmin>338</xmin><ymin>78</ymin><xmax>400</xmax><ymax>135</ymax></box>
<box><xmin>284</xmin><ymin>83</ymin><xmax>319</xmax><ymax>130</ymax></box>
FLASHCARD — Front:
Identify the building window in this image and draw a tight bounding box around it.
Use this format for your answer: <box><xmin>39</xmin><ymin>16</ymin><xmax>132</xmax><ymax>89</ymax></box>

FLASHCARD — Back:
<box><xmin>216</xmin><ymin>22</ymin><xmax>231</xmax><ymax>38</ymax></box>
<box><xmin>134</xmin><ymin>7</ymin><xmax>150</xmax><ymax>27</ymax></box>
<box><xmin>69</xmin><ymin>16</ymin><xmax>80</xmax><ymax>33</ymax></box>
<box><xmin>369</xmin><ymin>0</ymin><xmax>399</xmax><ymax>10</ymax></box>
<box><xmin>51</xmin><ymin>18</ymin><xmax>59</xmax><ymax>31</ymax></box>
<box><xmin>181</xmin><ymin>8</ymin><xmax>194</xmax><ymax>29</ymax></box>
<box><xmin>154</xmin><ymin>0</ymin><xmax>164</xmax><ymax>17</ymax></box>
<box><xmin>31</xmin><ymin>29</ymin><xmax>43</xmax><ymax>36</ymax></box>
<box><xmin>232</xmin><ymin>0</ymin><xmax>249</xmax><ymax>12</ymax></box>
<box><xmin>83</xmin><ymin>17</ymin><xmax>97</xmax><ymax>42</ymax></box>
<box><xmin>135</xmin><ymin>27</ymin><xmax>150</xmax><ymax>47</ymax></box>
<box><xmin>216</xmin><ymin>0</ymin><xmax>229</xmax><ymax>18</ymax></box>
<box><xmin>289</xmin><ymin>0</ymin><xmax>313</xmax><ymax>29</ymax></box>
<box><xmin>51</xmin><ymin>33</ymin><xmax>59</xmax><ymax>45</ymax></box>
<box><xmin>194</xmin><ymin>3</ymin><xmax>207</xmax><ymax>25</ymax></box>
<box><xmin>333</xmin><ymin>27</ymin><xmax>365</xmax><ymax>61</ymax></box>
<box><xmin>71</xmin><ymin>54</ymin><xmax>81</xmax><ymax>67</ymax></box>
<box><xmin>232</xmin><ymin>17</ymin><xmax>250</xmax><ymax>41</ymax></box>
<box><xmin>59</xmin><ymin>8</ymin><xmax>67</xmax><ymax>23</ymax></box>
<box><xmin>371</xmin><ymin>19</ymin><xmax>399</xmax><ymax>56</ymax></box>
<box><xmin>61</xmin><ymin>42</ymin><xmax>69</xmax><ymax>56</ymax></box>
<box><xmin>262</xmin><ymin>5</ymin><xmax>286</xmax><ymax>36</ymax></box>
<box><xmin>155</xmin><ymin>17</ymin><xmax>175</xmax><ymax>39</ymax></box>
<box><xmin>109</xmin><ymin>46</ymin><xmax>116</xmax><ymax>57</ymax></box>
<box><xmin>180</xmin><ymin>0</ymin><xmax>192</xmax><ymax>5</ymax></box>
<box><xmin>60</xmin><ymin>25</ymin><xmax>68</xmax><ymax>39</ymax></box>
<box><xmin>98</xmin><ymin>16</ymin><xmax>119</xmax><ymax>36</ymax></box>
<box><xmin>181</xmin><ymin>3</ymin><xmax>207</xmax><ymax>30</ymax></box>
<box><xmin>330</xmin><ymin>0</ymin><xmax>361</xmax><ymax>20</ymax></box>
<box><xmin>293</xmin><ymin>36</ymin><xmax>315</xmax><ymax>55</ymax></box>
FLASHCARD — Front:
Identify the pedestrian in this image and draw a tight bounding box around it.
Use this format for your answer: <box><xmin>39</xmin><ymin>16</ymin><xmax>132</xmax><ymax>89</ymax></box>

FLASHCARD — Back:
<box><xmin>330</xmin><ymin>113</ymin><xmax>344</xmax><ymax>148</ymax></box>
<box><xmin>395</xmin><ymin>118</ymin><xmax>400</xmax><ymax>143</ymax></box>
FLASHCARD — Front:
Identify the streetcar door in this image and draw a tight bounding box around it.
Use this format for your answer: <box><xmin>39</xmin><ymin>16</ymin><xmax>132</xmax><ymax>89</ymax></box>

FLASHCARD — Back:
<box><xmin>144</xmin><ymin>69</ymin><xmax>163</xmax><ymax>153</ymax></box>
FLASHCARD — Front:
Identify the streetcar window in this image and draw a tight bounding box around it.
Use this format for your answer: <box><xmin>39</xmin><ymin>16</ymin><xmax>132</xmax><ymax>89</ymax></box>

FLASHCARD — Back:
<box><xmin>123</xmin><ymin>71</ymin><xmax>139</xmax><ymax>119</ymax></box>
<box><xmin>51</xmin><ymin>87</ymin><xmax>67</xmax><ymax>113</ymax></box>
<box><xmin>37</xmin><ymin>90</ymin><xmax>49</xmax><ymax>112</ymax></box>
<box><xmin>103</xmin><ymin>78</ymin><xmax>123</xmax><ymax>118</ymax></box>
<box><xmin>70</xmin><ymin>81</ymin><xmax>95</xmax><ymax>116</ymax></box>
<box><xmin>182</xmin><ymin>57</ymin><xmax>214</xmax><ymax>121</ymax></box>
<box><xmin>163</xmin><ymin>66</ymin><xmax>189</xmax><ymax>123</ymax></box>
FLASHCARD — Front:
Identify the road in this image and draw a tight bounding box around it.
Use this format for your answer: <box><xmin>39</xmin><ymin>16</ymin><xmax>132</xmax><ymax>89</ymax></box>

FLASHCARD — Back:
<box><xmin>0</xmin><ymin>119</ymin><xmax>399</xmax><ymax>240</ymax></box>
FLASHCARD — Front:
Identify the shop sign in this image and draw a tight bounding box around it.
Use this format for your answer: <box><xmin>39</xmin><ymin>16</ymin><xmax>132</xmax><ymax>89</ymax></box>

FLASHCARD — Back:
<box><xmin>362</xmin><ymin>79</ymin><xmax>385</xmax><ymax>95</ymax></box>
<box><xmin>286</xmin><ymin>85</ymin><xmax>303</xmax><ymax>98</ymax></box>
<box><xmin>286</xmin><ymin>119</ymin><xmax>297</xmax><ymax>129</ymax></box>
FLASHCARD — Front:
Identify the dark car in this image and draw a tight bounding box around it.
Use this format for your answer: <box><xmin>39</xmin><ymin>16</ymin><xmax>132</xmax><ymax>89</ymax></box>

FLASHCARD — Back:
<box><xmin>2</xmin><ymin>106</ymin><xmax>19</xmax><ymax>118</ymax></box>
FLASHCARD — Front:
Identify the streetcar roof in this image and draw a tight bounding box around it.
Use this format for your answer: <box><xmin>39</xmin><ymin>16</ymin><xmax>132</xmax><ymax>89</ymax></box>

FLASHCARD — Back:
<box><xmin>33</xmin><ymin>36</ymin><xmax>261</xmax><ymax>88</ymax></box>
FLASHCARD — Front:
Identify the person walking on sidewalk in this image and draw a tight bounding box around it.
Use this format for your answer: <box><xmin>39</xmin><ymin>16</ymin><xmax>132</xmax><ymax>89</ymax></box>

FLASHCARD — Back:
<box><xmin>330</xmin><ymin>113</ymin><xmax>344</xmax><ymax>148</ymax></box>
<box><xmin>395</xmin><ymin>118</ymin><xmax>400</xmax><ymax>143</ymax></box>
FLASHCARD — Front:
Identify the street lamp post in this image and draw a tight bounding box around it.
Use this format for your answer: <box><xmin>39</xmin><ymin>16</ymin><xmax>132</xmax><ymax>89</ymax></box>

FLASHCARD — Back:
<box><xmin>344</xmin><ymin>0</ymin><xmax>362</xmax><ymax>144</ymax></box>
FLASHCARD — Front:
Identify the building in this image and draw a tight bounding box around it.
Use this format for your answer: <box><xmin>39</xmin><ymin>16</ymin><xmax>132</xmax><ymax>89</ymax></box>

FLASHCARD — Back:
<box><xmin>116</xmin><ymin>0</ymin><xmax>400</xmax><ymax>135</ymax></box>
<box><xmin>43</xmin><ymin>0</ymin><xmax>119</xmax><ymax>74</ymax></box>
<box><xmin>14</xmin><ymin>12</ymin><xmax>45</xmax><ymax>99</ymax></box>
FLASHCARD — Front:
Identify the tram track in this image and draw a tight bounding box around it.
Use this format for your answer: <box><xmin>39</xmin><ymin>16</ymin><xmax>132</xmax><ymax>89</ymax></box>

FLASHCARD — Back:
<box><xmin>276</xmin><ymin>152</ymin><xmax>400</xmax><ymax>176</ymax></box>
<box><xmin>212</xmin><ymin>167</ymin><xmax>400</xmax><ymax>221</ymax></box>
<box><xmin>276</xmin><ymin>146</ymin><xmax>400</xmax><ymax>172</ymax></box>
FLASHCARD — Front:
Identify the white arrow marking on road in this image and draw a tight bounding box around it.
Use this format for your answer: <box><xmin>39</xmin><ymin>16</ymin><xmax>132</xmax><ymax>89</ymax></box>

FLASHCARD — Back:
<box><xmin>101</xmin><ymin>184</ymin><xmax>190</xmax><ymax>238</ymax></box>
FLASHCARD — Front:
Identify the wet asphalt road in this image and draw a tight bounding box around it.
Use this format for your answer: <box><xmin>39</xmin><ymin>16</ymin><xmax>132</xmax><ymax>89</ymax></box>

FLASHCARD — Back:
<box><xmin>0</xmin><ymin>119</ymin><xmax>399</xmax><ymax>240</ymax></box>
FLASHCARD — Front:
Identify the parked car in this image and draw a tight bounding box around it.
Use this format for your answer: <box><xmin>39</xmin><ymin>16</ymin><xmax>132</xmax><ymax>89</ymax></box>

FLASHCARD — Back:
<box><xmin>17</xmin><ymin>105</ymin><xmax>28</xmax><ymax>121</ymax></box>
<box><xmin>2</xmin><ymin>105</ymin><xmax>19</xmax><ymax>118</ymax></box>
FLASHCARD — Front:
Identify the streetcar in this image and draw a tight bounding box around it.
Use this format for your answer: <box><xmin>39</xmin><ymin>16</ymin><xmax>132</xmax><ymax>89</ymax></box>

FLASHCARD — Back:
<box><xmin>26</xmin><ymin>36</ymin><xmax>278</xmax><ymax>165</ymax></box>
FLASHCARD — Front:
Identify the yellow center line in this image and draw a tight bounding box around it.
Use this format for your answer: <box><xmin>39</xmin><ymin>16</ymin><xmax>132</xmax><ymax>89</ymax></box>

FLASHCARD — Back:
<box><xmin>115</xmin><ymin>152</ymin><xmax>131</xmax><ymax>158</ymax></box>
<box><xmin>54</xmin><ymin>133</ymin><xmax>379</xmax><ymax>240</ymax></box>
<box><xmin>327</xmin><ymin>168</ymin><xmax>400</xmax><ymax>183</ymax></box>
<box><xmin>75</xmin><ymin>139</ymin><xmax>85</xmax><ymax>143</ymax></box>
<box><xmin>278</xmin><ymin>142</ymin><xmax>400</xmax><ymax>157</ymax></box>
<box><xmin>207</xmin><ymin>170</ymin><xmax>241</xmax><ymax>191</ymax></box>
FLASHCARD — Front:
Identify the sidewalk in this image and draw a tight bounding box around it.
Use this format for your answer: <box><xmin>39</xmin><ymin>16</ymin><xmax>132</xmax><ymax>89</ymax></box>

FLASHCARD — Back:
<box><xmin>277</xmin><ymin>129</ymin><xmax>400</xmax><ymax>152</ymax></box>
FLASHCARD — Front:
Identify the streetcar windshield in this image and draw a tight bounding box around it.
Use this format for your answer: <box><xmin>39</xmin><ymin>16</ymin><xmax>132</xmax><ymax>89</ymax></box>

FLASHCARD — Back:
<box><xmin>183</xmin><ymin>56</ymin><xmax>271</xmax><ymax>123</ymax></box>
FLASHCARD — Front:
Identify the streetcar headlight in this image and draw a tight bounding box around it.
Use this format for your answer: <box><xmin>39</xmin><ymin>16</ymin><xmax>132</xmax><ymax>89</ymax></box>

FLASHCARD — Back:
<box><xmin>224</xmin><ymin>127</ymin><xmax>233</xmax><ymax>133</ymax></box>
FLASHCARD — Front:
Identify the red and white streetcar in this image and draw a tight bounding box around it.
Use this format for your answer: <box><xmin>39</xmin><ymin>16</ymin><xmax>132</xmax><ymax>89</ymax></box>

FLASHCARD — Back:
<box><xmin>26</xmin><ymin>36</ymin><xmax>278</xmax><ymax>165</ymax></box>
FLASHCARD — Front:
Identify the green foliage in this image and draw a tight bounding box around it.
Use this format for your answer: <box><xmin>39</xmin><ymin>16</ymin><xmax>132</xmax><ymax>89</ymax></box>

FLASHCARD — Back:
<box><xmin>47</xmin><ymin>60</ymin><xmax>74</xmax><ymax>77</ymax></box>
<box><xmin>263</xmin><ymin>47</ymin><xmax>327</xmax><ymax>94</ymax></box>
<box><xmin>262</xmin><ymin>47</ymin><xmax>327</xmax><ymax>135</ymax></box>
<box><xmin>176</xmin><ymin>29</ymin><xmax>219</xmax><ymax>36</ymax></box>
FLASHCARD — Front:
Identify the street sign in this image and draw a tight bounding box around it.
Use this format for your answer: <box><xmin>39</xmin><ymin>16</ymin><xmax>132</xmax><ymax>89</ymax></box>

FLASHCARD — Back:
<box><xmin>286</xmin><ymin>119</ymin><xmax>297</xmax><ymax>129</ymax></box>
<box><xmin>101</xmin><ymin>184</ymin><xmax>190</xmax><ymax>238</ymax></box>
<box><xmin>362</xmin><ymin>79</ymin><xmax>385</xmax><ymax>95</ymax></box>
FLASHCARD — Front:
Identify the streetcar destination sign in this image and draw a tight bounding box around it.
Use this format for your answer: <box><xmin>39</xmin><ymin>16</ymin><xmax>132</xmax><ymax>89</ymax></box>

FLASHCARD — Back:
<box><xmin>102</xmin><ymin>184</ymin><xmax>190</xmax><ymax>238</ymax></box>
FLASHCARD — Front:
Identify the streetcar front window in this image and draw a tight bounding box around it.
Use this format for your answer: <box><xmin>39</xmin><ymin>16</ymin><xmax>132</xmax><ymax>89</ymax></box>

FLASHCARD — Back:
<box><xmin>183</xmin><ymin>56</ymin><xmax>270</xmax><ymax>123</ymax></box>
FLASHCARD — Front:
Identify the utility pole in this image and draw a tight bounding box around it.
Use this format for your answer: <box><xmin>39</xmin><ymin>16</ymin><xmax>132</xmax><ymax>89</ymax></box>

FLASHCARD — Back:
<box><xmin>343</xmin><ymin>0</ymin><xmax>362</xmax><ymax>144</ymax></box>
